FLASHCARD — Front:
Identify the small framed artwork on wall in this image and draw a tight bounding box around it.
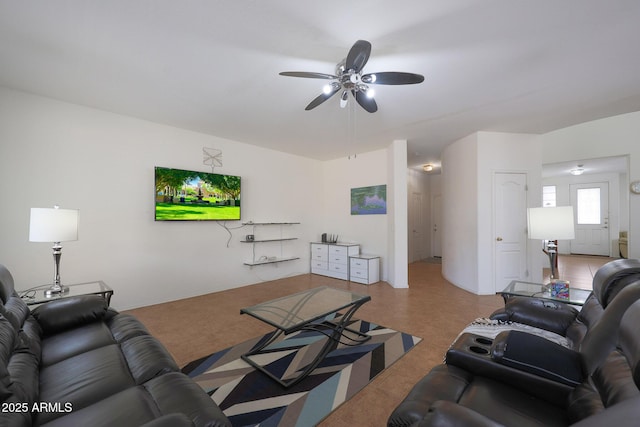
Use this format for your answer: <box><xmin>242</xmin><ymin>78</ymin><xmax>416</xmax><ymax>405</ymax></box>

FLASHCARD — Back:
<box><xmin>351</xmin><ymin>185</ymin><xmax>387</xmax><ymax>215</ymax></box>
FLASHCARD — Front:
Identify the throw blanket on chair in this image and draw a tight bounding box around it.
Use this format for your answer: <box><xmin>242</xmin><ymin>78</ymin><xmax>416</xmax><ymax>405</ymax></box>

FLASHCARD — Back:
<box><xmin>456</xmin><ymin>317</ymin><xmax>571</xmax><ymax>348</ymax></box>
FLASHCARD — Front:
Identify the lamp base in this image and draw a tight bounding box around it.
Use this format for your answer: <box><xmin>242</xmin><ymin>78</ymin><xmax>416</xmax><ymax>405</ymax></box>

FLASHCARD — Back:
<box><xmin>44</xmin><ymin>285</ymin><xmax>69</xmax><ymax>297</ymax></box>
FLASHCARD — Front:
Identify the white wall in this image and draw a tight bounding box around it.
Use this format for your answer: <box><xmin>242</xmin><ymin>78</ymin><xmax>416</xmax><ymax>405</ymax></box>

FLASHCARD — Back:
<box><xmin>442</xmin><ymin>131</ymin><xmax>542</xmax><ymax>294</ymax></box>
<box><xmin>441</xmin><ymin>133</ymin><xmax>479</xmax><ymax>293</ymax></box>
<box><xmin>320</xmin><ymin>148</ymin><xmax>390</xmax><ymax>281</ymax></box>
<box><xmin>387</xmin><ymin>140</ymin><xmax>409</xmax><ymax>288</ymax></box>
<box><xmin>540</xmin><ymin>111</ymin><xmax>640</xmax><ymax>259</ymax></box>
<box><xmin>0</xmin><ymin>87</ymin><xmax>323</xmax><ymax>309</ymax></box>
<box><xmin>442</xmin><ymin>112</ymin><xmax>640</xmax><ymax>296</ymax></box>
<box><xmin>0</xmin><ymin>87</ymin><xmax>407</xmax><ymax>309</ymax></box>
<box><xmin>477</xmin><ymin>132</ymin><xmax>543</xmax><ymax>290</ymax></box>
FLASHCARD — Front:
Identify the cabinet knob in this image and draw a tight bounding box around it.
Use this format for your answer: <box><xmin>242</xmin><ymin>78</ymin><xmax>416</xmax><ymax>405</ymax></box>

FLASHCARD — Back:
<box><xmin>496</xmin><ymin>237</ymin><xmax>503</xmax><ymax>241</ymax></box>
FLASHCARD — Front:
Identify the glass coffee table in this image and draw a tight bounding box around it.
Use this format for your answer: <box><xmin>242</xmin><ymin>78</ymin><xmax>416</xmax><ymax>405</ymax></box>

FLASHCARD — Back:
<box><xmin>240</xmin><ymin>286</ymin><xmax>371</xmax><ymax>387</ymax></box>
<box><xmin>500</xmin><ymin>280</ymin><xmax>591</xmax><ymax>306</ymax></box>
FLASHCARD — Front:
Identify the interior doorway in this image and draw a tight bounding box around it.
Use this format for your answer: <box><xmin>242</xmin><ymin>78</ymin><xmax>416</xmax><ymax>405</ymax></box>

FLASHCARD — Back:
<box><xmin>408</xmin><ymin>192</ymin><xmax>424</xmax><ymax>262</ymax></box>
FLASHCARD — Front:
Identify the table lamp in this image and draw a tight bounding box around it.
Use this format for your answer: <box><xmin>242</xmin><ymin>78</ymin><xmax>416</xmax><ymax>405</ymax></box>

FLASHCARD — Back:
<box><xmin>528</xmin><ymin>206</ymin><xmax>575</xmax><ymax>282</ymax></box>
<box><xmin>29</xmin><ymin>206</ymin><xmax>79</xmax><ymax>296</ymax></box>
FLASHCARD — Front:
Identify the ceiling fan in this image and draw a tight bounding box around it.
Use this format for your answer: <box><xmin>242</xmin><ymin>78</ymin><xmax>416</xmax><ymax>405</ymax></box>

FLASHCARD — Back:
<box><xmin>280</xmin><ymin>40</ymin><xmax>424</xmax><ymax>113</ymax></box>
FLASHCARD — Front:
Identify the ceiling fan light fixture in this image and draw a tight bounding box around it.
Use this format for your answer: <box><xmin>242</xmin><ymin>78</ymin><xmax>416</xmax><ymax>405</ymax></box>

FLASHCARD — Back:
<box><xmin>366</xmin><ymin>88</ymin><xmax>375</xmax><ymax>99</ymax></box>
<box><xmin>323</xmin><ymin>82</ymin><xmax>340</xmax><ymax>94</ymax></box>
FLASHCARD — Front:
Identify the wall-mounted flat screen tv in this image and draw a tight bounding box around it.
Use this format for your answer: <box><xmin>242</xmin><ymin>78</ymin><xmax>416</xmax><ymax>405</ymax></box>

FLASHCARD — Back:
<box><xmin>155</xmin><ymin>166</ymin><xmax>241</xmax><ymax>221</ymax></box>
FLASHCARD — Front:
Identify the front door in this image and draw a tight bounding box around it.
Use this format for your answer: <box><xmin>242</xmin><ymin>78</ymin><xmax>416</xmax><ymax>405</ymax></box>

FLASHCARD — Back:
<box><xmin>570</xmin><ymin>182</ymin><xmax>610</xmax><ymax>256</ymax></box>
<box><xmin>494</xmin><ymin>173</ymin><xmax>528</xmax><ymax>292</ymax></box>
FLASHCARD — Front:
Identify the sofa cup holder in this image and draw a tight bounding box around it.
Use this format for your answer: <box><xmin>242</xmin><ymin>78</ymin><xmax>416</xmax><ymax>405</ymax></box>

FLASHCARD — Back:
<box><xmin>462</xmin><ymin>335</ymin><xmax>494</xmax><ymax>357</ymax></box>
<box><xmin>474</xmin><ymin>337</ymin><xmax>493</xmax><ymax>346</ymax></box>
<box><xmin>469</xmin><ymin>345</ymin><xmax>489</xmax><ymax>355</ymax></box>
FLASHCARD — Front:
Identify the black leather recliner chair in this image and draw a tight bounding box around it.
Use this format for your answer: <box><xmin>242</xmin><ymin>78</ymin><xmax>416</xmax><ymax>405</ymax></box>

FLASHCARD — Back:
<box><xmin>388</xmin><ymin>260</ymin><xmax>640</xmax><ymax>427</ymax></box>
<box><xmin>489</xmin><ymin>259</ymin><xmax>640</xmax><ymax>349</ymax></box>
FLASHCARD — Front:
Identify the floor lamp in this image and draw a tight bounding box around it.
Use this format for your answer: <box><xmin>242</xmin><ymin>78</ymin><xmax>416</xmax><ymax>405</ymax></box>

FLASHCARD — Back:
<box><xmin>29</xmin><ymin>206</ymin><xmax>79</xmax><ymax>296</ymax></box>
<box><xmin>528</xmin><ymin>206</ymin><xmax>575</xmax><ymax>282</ymax></box>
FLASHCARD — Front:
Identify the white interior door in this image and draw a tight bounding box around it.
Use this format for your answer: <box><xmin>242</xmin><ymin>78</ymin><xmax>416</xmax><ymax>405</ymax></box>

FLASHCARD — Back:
<box><xmin>409</xmin><ymin>192</ymin><xmax>424</xmax><ymax>262</ymax></box>
<box><xmin>494</xmin><ymin>173</ymin><xmax>528</xmax><ymax>292</ymax></box>
<box><xmin>570</xmin><ymin>183</ymin><xmax>610</xmax><ymax>256</ymax></box>
<box><xmin>432</xmin><ymin>193</ymin><xmax>442</xmax><ymax>258</ymax></box>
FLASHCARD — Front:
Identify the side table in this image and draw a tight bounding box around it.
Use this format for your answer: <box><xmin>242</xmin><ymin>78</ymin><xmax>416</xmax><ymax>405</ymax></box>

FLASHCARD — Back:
<box><xmin>499</xmin><ymin>280</ymin><xmax>591</xmax><ymax>306</ymax></box>
<box><xmin>349</xmin><ymin>254</ymin><xmax>380</xmax><ymax>285</ymax></box>
<box><xmin>20</xmin><ymin>280</ymin><xmax>113</xmax><ymax>307</ymax></box>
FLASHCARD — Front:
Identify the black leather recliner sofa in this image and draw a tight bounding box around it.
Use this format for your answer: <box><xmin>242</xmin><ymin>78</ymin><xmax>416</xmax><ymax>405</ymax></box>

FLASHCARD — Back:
<box><xmin>388</xmin><ymin>259</ymin><xmax>640</xmax><ymax>427</ymax></box>
<box><xmin>0</xmin><ymin>264</ymin><xmax>231</xmax><ymax>427</ymax></box>
<box><xmin>489</xmin><ymin>259</ymin><xmax>640</xmax><ymax>349</ymax></box>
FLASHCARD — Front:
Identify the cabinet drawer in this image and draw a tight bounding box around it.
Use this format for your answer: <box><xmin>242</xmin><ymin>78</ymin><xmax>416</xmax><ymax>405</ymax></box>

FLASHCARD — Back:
<box><xmin>313</xmin><ymin>252</ymin><xmax>328</xmax><ymax>261</ymax></box>
<box><xmin>350</xmin><ymin>267</ymin><xmax>368</xmax><ymax>279</ymax></box>
<box><xmin>311</xmin><ymin>244</ymin><xmax>328</xmax><ymax>261</ymax></box>
<box><xmin>330</xmin><ymin>255</ymin><xmax>347</xmax><ymax>264</ymax></box>
<box><xmin>329</xmin><ymin>245</ymin><xmax>347</xmax><ymax>257</ymax></box>
<box><xmin>329</xmin><ymin>263</ymin><xmax>348</xmax><ymax>274</ymax></box>
<box><xmin>350</xmin><ymin>258</ymin><xmax>369</xmax><ymax>269</ymax></box>
<box><xmin>311</xmin><ymin>261</ymin><xmax>328</xmax><ymax>270</ymax></box>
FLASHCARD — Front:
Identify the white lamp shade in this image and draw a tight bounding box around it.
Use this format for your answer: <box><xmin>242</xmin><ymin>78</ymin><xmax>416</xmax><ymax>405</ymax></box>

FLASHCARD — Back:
<box><xmin>528</xmin><ymin>206</ymin><xmax>575</xmax><ymax>240</ymax></box>
<box><xmin>29</xmin><ymin>207</ymin><xmax>79</xmax><ymax>242</ymax></box>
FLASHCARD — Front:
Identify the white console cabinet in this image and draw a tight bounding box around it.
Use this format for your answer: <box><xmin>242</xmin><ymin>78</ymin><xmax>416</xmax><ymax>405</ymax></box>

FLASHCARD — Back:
<box><xmin>310</xmin><ymin>242</ymin><xmax>359</xmax><ymax>280</ymax></box>
<box><xmin>349</xmin><ymin>254</ymin><xmax>380</xmax><ymax>285</ymax></box>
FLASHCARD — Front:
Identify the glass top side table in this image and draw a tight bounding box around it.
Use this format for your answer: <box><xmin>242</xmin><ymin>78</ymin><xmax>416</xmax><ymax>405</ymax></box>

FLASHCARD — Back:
<box><xmin>500</xmin><ymin>280</ymin><xmax>591</xmax><ymax>306</ymax></box>
<box><xmin>21</xmin><ymin>280</ymin><xmax>113</xmax><ymax>306</ymax></box>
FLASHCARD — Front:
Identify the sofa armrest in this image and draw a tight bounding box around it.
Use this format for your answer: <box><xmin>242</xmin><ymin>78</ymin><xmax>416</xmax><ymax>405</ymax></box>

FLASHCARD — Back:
<box><xmin>490</xmin><ymin>296</ymin><xmax>579</xmax><ymax>335</ymax></box>
<box><xmin>570</xmin><ymin>395</ymin><xmax>640</xmax><ymax>427</ymax></box>
<box><xmin>140</xmin><ymin>414</ymin><xmax>195</xmax><ymax>427</ymax></box>
<box><xmin>491</xmin><ymin>330</ymin><xmax>584</xmax><ymax>386</ymax></box>
<box><xmin>412</xmin><ymin>401</ymin><xmax>506</xmax><ymax>427</ymax></box>
<box><xmin>32</xmin><ymin>295</ymin><xmax>108</xmax><ymax>336</ymax></box>
<box><xmin>445</xmin><ymin>333</ymin><xmax>574</xmax><ymax>403</ymax></box>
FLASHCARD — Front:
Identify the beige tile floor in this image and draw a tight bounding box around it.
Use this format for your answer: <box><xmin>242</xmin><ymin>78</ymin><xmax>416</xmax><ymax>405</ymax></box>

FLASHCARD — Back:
<box><xmin>126</xmin><ymin>254</ymin><xmax>614</xmax><ymax>426</ymax></box>
<box><xmin>543</xmin><ymin>254</ymin><xmax>617</xmax><ymax>289</ymax></box>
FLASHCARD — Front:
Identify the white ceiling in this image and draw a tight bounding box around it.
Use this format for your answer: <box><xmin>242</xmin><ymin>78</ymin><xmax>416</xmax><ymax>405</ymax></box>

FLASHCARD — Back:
<box><xmin>2</xmin><ymin>0</ymin><xmax>640</xmax><ymax>170</ymax></box>
<box><xmin>543</xmin><ymin>156</ymin><xmax>629</xmax><ymax>178</ymax></box>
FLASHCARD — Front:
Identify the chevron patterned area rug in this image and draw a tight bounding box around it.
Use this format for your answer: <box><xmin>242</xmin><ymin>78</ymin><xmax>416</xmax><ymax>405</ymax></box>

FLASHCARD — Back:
<box><xmin>182</xmin><ymin>318</ymin><xmax>421</xmax><ymax>427</ymax></box>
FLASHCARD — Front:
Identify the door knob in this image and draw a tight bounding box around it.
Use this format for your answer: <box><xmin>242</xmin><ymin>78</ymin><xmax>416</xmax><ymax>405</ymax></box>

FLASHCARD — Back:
<box><xmin>496</xmin><ymin>237</ymin><xmax>503</xmax><ymax>241</ymax></box>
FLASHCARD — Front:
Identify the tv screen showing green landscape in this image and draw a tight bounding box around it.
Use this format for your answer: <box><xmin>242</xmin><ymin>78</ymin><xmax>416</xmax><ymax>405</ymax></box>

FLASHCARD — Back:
<box><xmin>155</xmin><ymin>166</ymin><xmax>241</xmax><ymax>221</ymax></box>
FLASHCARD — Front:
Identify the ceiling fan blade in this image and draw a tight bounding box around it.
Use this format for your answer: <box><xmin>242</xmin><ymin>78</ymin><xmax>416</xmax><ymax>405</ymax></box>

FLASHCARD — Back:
<box><xmin>362</xmin><ymin>72</ymin><xmax>425</xmax><ymax>85</ymax></box>
<box><xmin>352</xmin><ymin>90</ymin><xmax>378</xmax><ymax>113</ymax></box>
<box><xmin>345</xmin><ymin>40</ymin><xmax>371</xmax><ymax>73</ymax></box>
<box><xmin>305</xmin><ymin>86</ymin><xmax>341</xmax><ymax>110</ymax></box>
<box><xmin>279</xmin><ymin>71</ymin><xmax>338</xmax><ymax>79</ymax></box>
